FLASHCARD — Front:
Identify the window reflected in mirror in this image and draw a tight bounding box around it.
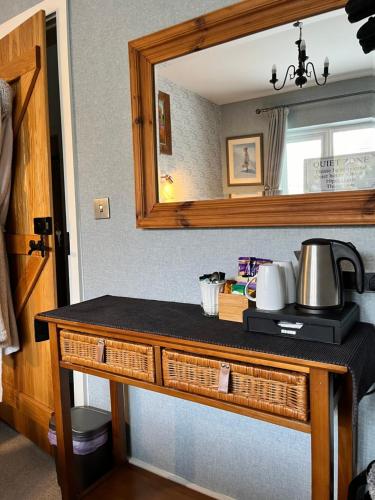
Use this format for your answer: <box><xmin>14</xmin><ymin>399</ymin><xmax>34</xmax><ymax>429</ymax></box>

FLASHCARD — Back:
<box><xmin>154</xmin><ymin>8</ymin><xmax>375</xmax><ymax>203</ymax></box>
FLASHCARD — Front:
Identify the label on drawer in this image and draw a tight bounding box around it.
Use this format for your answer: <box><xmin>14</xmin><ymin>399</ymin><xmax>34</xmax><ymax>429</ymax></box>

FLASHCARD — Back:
<box><xmin>96</xmin><ymin>339</ymin><xmax>105</xmax><ymax>362</ymax></box>
<box><xmin>218</xmin><ymin>363</ymin><xmax>230</xmax><ymax>393</ymax></box>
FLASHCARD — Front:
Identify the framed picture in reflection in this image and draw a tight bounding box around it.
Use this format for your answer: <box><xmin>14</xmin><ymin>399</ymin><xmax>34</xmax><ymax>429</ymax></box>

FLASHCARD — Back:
<box><xmin>226</xmin><ymin>134</ymin><xmax>263</xmax><ymax>186</ymax></box>
<box><xmin>229</xmin><ymin>192</ymin><xmax>264</xmax><ymax>198</ymax></box>
<box><xmin>158</xmin><ymin>91</ymin><xmax>172</xmax><ymax>155</ymax></box>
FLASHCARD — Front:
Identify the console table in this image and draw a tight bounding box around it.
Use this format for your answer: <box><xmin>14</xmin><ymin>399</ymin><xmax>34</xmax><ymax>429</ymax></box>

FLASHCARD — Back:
<box><xmin>36</xmin><ymin>295</ymin><xmax>375</xmax><ymax>500</ymax></box>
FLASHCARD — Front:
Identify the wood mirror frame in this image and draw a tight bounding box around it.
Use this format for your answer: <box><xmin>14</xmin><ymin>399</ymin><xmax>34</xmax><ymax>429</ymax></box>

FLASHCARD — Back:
<box><xmin>129</xmin><ymin>0</ymin><xmax>375</xmax><ymax>228</ymax></box>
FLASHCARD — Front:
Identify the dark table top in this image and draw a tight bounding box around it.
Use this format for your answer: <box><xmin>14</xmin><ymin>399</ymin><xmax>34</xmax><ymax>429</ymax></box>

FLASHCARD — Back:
<box><xmin>39</xmin><ymin>295</ymin><xmax>375</xmax><ymax>417</ymax></box>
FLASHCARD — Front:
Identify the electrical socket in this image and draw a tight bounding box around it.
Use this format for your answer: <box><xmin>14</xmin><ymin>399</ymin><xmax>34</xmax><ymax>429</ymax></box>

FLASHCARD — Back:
<box><xmin>343</xmin><ymin>272</ymin><xmax>375</xmax><ymax>292</ymax></box>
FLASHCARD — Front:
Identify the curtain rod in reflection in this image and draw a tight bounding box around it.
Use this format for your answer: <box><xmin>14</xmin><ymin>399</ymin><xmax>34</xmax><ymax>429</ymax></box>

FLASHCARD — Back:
<box><xmin>255</xmin><ymin>90</ymin><xmax>375</xmax><ymax>114</ymax></box>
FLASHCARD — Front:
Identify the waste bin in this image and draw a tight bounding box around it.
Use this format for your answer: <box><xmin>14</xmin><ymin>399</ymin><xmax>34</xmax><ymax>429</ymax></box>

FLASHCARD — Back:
<box><xmin>49</xmin><ymin>406</ymin><xmax>113</xmax><ymax>492</ymax></box>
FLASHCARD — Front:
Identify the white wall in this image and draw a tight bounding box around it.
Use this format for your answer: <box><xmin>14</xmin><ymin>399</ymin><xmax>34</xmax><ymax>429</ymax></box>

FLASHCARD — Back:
<box><xmin>2</xmin><ymin>1</ymin><xmax>375</xmax><ymax>498</ymax></box>
<box><xmin>156</xmin><ymin>75</ymin><xmax>223</xmax><ymax>202</ymax></box>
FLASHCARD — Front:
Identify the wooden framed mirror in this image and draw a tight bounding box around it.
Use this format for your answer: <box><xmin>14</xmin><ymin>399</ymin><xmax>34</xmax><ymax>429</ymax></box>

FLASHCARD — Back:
<box><xmin>129</xmin><ymin>0</ymin><xmax>375</xmax><ymax>228</ymax></box>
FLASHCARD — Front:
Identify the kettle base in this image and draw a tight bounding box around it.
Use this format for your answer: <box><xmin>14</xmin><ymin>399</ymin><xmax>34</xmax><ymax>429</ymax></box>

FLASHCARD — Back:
<box><xmin>244</xmin><ymin>302</ymin><xmax>359</xmax><ymax>344</ymax></box>
<box><xmin>296</xmin><ymin>304</ymin><xmax>344</xmax><ymax>315</ymax></box>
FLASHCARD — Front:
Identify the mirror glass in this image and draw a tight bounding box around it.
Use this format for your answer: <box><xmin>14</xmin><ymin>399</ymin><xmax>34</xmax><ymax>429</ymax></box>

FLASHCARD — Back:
<box><xmin>154</xmin><ymin>9</ymin><xmax>375</xmax><ymax>203</ymax></box>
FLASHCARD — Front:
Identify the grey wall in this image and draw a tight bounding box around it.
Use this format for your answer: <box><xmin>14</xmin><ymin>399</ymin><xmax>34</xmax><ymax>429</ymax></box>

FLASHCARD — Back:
<box><xmin>2</xmin><ymin>2</ymin><xmax>375</xmax><ymax>499</ymax></box>
<box><xmin>156</xmin><ymin>75</ymin><xmax>223</xmax><ymax>202</ymax></box>
<box><xmin>220</xmin><ymin>77</ymin><xmax>375</xmax><ymax>197</ymax></box>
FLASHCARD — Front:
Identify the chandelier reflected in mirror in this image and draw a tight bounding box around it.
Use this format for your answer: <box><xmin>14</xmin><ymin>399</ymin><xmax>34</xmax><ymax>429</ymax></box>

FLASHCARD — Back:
<box><xmin>270</xmin><ymin>21</ymin><xmax>330</xmax><ymax>91</ymax></box>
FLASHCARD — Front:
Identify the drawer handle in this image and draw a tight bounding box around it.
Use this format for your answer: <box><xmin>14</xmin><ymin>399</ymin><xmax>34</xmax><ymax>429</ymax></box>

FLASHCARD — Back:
<box><xmin>96</xmin><ymin>339</ymin><xmax>105</xmax><ymax>363</ymax></box>
<box><xmin>277</xmin><ymin>321</ymin><xmax>304</xmax><ymax>329</ymax></box>
<box><xmin>218</xmin><ymin>363</ymin><xmax>230</xmax><ymax>394</ymax></box>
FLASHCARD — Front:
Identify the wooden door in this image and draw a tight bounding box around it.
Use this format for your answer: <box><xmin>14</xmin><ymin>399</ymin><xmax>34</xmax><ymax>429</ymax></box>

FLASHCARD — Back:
<box><xmin>0</xmin><ymin>11</ymin><xmax>58</xmax><ymax>453</ymax></box>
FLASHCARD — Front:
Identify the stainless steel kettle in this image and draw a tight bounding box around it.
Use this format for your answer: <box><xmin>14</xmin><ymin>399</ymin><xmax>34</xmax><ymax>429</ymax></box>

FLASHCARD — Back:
<box><xmin>296</xmin><ymin>238</ymin><xmax>364</xmax><ymax>310</ymax></box>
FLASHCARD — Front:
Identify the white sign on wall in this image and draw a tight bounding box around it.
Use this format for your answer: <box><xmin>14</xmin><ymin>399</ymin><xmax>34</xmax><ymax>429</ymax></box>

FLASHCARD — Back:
<box><xmin>304</xmin><ymin>152</ymin><xmax>375</xmax><ymax>192</ymax></box>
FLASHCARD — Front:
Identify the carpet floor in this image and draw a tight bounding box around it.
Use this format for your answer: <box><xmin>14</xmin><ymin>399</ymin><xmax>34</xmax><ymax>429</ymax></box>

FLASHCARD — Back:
<box><xmin>0</xmin><ymin>421</ymin><xmax>61</xmax><ymax>500</ymax></box>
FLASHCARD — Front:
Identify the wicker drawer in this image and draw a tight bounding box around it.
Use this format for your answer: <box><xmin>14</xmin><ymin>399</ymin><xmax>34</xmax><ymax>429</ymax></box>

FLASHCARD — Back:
<box><xmin>162</xmin><ymin>350</ymin><xmax>309</xmax><ymax>421</ymax></box>
<box><xmin>60</xmin><ymin>330</ymin><xmax>155</xmax><ymax>383</ymax></box>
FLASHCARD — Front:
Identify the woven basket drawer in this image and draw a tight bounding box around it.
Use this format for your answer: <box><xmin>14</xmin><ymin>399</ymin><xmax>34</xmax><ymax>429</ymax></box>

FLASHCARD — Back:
<box><xmin>162</xmin><ymin>350</ymin><xmax>309</xmax><ymax>421</ymax></box>
<box><xmin>60</xmin><ymin>330</ymin><xmax>155</xmax><ymax>383</ymax></box>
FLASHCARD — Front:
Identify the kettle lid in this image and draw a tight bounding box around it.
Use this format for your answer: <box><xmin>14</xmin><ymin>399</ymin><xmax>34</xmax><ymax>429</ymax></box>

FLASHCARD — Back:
<box><xmin>302</xmin><ymin>238</ymin><xmax>332</xmax><ymax>246</ymax></box>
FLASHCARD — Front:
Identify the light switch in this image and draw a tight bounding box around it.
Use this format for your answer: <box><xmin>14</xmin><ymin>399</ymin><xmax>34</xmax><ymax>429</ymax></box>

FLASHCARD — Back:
<box><xmin>94</xmin><ymin>197</ymin><xmax>110</xmax><ymax>219</ymax></box>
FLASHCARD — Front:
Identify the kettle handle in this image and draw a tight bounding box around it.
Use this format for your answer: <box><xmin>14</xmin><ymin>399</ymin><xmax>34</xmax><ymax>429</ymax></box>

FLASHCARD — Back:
<box><xmin>331</xmin><ymin>241</ymin><xmax>365</xmax><ymax>293</ymax></box>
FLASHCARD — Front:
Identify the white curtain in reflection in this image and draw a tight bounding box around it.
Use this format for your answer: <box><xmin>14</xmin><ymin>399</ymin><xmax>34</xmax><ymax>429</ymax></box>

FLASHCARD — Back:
<box><xmin>264</xmin><ymin>107</ymin><xmax>289</xmax><ymax>196</ymax></box>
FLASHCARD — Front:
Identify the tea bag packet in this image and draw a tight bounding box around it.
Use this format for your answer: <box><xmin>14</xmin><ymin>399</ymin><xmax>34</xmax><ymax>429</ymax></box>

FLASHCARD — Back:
<box><xmin>249</xmin><ymin>257</ymin><xmax>272</xmax><ymax>278</ymax></box>
<box><xmin>238</xmin><ymin>257</ymin><xmax>251</xmax><ymax>277</ymax></box>
<box><xmin>223</xmin><ymin>280</ymin><xmax>236</xmax><ymax>294</ymax></box>
<box><xmin>232</xmin><ymin>283</ymin><xmax>247</xmax><ymax>295</ymax></box>
<box><xmin>237</xmin><ymin>257</ymin><xmax>272</xmax><ymax>294</ymax></box>
<box><xmin>238</xmin><ymin>257</ymin><xmax>272</xmax><ymax>277</ymax></box>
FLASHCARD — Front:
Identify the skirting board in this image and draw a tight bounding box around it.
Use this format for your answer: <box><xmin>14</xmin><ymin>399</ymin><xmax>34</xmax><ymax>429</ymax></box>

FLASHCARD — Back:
<box><xmin>128</xmin><ymin>457</ymin><xmax>234</xmax><ymax>500</ymax></box>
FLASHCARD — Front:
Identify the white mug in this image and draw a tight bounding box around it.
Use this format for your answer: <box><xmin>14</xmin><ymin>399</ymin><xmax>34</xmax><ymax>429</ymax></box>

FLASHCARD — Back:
<box><xmin>245</xmin><ymin>263</ymin><xmax>285</xmax><ymax>311</ymax></box>
<box><xmin>273</xmin><ymin>260</ymin><xmax>296</xmax><ymax>304</ymax></box>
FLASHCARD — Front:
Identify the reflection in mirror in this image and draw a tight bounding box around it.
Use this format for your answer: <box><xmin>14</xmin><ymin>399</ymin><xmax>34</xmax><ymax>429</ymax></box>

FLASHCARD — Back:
<box><xmin>154</xmin><ymin>8</ymin><xmax>375</xmax><ymax>203</ymax></box>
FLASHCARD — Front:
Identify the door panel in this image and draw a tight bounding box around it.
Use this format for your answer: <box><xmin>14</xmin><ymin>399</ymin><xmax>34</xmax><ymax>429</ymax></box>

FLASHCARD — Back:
<box><xmin>0</xmin><ymin>11</ymin><xmax>57</xmax><ymax>453</ymax></box>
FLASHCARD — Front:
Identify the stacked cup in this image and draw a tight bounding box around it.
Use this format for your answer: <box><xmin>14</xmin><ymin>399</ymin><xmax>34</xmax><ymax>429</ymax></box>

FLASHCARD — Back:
<box><xmin>245</xmin><ymin>261</ymin><xmax>296</xmax><ymax>311</ymax></box>
<box><xmin>199</xmin><ymin>272</ymin><xmax>225</xmax><ymax>317</ymax></box>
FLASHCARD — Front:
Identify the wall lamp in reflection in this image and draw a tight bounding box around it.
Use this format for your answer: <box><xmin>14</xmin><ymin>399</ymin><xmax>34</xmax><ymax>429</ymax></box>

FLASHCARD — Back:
<box><xmin>160</xmin><ymin>174</ymin><xmax>174</xmax><ymax>184</ymax></box>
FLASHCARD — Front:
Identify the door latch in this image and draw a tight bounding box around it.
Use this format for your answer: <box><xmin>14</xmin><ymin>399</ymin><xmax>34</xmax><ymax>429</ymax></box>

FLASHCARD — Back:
<box><xmin>28</xmin><ymin>236</ymin><xmax>47</xmax><ymax>257</ymax></box>
<box><xmin>55</xmin><ymin>230</ymin><xmax>70</xmax><ymax>256</ymax></box>
<box><xmin>28</xmin><ymin>217</ymin><xmax>53</xmax><ymax>257</ymax></box>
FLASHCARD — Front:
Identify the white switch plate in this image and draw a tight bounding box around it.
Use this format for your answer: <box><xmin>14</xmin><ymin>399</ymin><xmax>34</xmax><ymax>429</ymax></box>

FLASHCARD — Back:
<box><xmin>94</xmin><ymin>197</ymin><xmax>110</xmax><ymax>219</ymax></box>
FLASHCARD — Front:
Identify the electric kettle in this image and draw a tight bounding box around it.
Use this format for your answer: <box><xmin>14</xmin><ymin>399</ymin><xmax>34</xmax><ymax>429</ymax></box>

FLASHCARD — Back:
<box><xmin>296</xmin><ymin>238</ymin><xmax>364</xmax><ymax>310</ymax></box>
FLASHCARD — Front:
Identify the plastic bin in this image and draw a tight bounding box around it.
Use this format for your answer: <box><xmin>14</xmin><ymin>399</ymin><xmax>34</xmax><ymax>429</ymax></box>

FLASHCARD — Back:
<box><xmin>49</xmin><ymin>406</ymin><xmax>113</xmax><ymax>492</ymax></box>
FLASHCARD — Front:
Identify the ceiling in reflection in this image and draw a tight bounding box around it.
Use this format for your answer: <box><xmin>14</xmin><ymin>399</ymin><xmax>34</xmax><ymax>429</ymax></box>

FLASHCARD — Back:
<box><xmin>158</xmin><ymin>9</ymin><xmax>375</xmax><ymax>105</ymax></box>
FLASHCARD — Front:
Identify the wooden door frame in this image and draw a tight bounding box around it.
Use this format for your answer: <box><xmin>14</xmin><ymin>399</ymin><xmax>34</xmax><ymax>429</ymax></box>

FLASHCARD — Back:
<box><xmin>0</xmin><ymin>0</ymin><xmax>85</xmax><ymax>406</ymax></box>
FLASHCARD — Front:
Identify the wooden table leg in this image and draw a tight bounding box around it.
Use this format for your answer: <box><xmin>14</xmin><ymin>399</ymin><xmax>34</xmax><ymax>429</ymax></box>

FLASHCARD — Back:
<box><xmin>49</xmin><ymin>323</ymin><xmax>76</xmax><ymax>499</ymax></box>
<box><xmin>110</xmin><ymin>381</ymin><xmax>127</xmax><ymax>465</ymax></box>
<box><xmin>338</xmin><ymin>373</ymin><xmax>355</xmax><ymax>500</ymax></box>
<box><xmin>310</xmin><ymin>368</ymin><xmax>333</xmax><ymax>500</ymax></box>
